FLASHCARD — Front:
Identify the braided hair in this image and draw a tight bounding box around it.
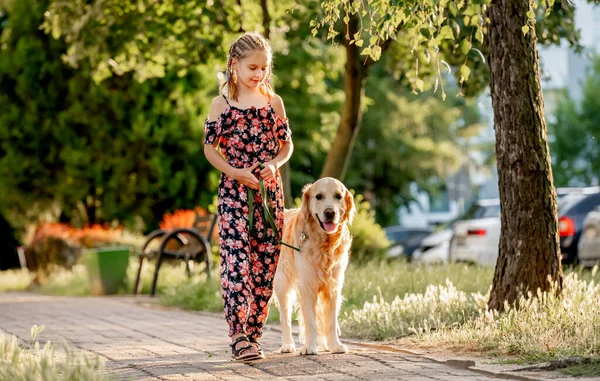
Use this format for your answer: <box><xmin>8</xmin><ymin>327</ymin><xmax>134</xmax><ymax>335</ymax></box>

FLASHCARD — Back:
<box><xmin>221</xmin><ymin>32</ymin><xmax>274</xmax><ymax>102</ymax></box>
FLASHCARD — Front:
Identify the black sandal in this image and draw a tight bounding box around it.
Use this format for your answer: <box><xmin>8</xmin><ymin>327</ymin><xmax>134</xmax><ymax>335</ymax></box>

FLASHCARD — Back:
<box><xmin>248</xmin><ymin>337</ymin><xmax>265</xmax><ymax>359</ymax></box>
<box><xmin>230</xmin><ymin>335</ymin><xmax>261</xmax><ymax>361</ymax></box>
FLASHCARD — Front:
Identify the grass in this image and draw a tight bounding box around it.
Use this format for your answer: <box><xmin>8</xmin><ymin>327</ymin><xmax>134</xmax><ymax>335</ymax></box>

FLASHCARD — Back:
<box><xmin>344</xmin><ymin>265</ymin><xmax>600</xmax><ymax>376</ymax></box>
<box><xmin>0</xmin><ymin>269</ymin><xmax>34</xmax><ymax>292</ymax></box>
<box><xmin>0</xmin><ymin>325</ymin><xmax>106</xmax><ymax>381</ymax></box>
<box><xmin>3</xmin><ymin>257</ymin><xmax>600</xmax><ymax>375</ymax></box>
<box><xmin>341</xmin><ymin>260</ymin><xmax>494</xmax><ymax>310</ymax></box>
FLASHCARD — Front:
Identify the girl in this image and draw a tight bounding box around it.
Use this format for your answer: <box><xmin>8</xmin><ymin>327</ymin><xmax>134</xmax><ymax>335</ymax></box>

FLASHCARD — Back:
<box><xmin>203</xmin><ymin>32</ymin><xmax>293</xmax><ymax>361</ymax></box>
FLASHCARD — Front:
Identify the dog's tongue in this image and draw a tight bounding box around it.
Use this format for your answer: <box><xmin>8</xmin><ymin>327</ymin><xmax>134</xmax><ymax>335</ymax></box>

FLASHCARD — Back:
<box><xmin>323</xmin><ymin>221</ymin><xmax>336</xmax><ymax>232</ymax></box>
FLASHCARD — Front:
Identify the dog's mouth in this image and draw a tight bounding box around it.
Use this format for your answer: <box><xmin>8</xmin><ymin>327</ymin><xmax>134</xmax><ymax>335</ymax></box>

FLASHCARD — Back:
<box><xmin>316</xmin><ymin>215</ymin><xmax>337</xmax><ymax>233</ymax></box>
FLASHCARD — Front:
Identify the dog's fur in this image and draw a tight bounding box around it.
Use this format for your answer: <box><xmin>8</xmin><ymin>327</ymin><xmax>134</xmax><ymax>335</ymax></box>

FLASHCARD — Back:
<box><xmin>273</xmin><ymin>177</ymin><xmax>355</xmax><ymax>355</ymax></box>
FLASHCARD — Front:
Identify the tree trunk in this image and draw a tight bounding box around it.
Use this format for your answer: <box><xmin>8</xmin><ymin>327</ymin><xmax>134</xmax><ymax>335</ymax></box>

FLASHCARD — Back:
<box><xmin>320</xmin><ymin>14</ymin><xmax>367</xmax><ymax>181</ymax></box>
<box><xmin>260</xmin><ymin>0</ymin><xmax>271</xmax><ymax>39</ymax></box>
<box><xmin>260</xmin><ymin>0</ymin><xmax>292</xmax><ymax>206</ymax></box>
<box><xmin>486</xmin><ymin>0</ymin><xmax>563</xmax><ymax>311</ymax></box>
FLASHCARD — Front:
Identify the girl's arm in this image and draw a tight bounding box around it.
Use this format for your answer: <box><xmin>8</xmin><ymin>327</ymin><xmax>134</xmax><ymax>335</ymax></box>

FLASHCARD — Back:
<box><xmin>260</xmin><ymin>95</ymin><xmax>294</xmax><ymax>182</ymax></box>
<box><xmin>204</xmin><ymin>96</ymin><xmax>260</xmax><ymax>190</ymax></box>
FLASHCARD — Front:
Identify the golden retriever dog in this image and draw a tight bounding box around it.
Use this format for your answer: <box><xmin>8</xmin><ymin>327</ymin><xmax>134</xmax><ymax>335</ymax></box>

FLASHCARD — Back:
<box><xmin>273</xmin><ymin>177</ymin><xmax>355</xmax><ymax>355</ymax></box>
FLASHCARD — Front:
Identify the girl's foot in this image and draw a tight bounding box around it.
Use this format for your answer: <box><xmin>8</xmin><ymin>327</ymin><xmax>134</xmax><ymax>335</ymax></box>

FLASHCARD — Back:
<box><xmin>248</xmin><ymin>337</ymin><xmax>265</xmax><ymax>359</ymax></box>
<box><xmin>230</xmin><ymin>335</ymin><xmax>261</xmax><ymax>361</ymax></box>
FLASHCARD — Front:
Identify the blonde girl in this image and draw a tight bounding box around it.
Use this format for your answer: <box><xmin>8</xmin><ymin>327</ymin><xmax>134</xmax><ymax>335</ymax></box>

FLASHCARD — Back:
<box><xmin>203</xmin><ymin>32</ymin><xmax>293</xmax><ymax>361</ymax></box>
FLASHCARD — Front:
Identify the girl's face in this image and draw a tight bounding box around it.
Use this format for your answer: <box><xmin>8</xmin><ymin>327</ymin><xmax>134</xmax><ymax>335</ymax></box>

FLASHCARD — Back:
<box><xmin>234</xmin><ymin>51</ymin><xmax>270</xmax><ymax>90</ymax></box>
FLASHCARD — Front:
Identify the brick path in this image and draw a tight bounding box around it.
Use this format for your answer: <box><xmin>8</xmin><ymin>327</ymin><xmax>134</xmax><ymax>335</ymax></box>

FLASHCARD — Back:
<box><xmin>0</xmin><ymin>292</ymin><xmax>580</xmax><ymax>381</ymax></box>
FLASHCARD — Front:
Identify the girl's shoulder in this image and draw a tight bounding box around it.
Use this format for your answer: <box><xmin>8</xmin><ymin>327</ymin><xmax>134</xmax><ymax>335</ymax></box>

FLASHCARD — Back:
<box><xmin>207</xmin><ymin>95</ymin><xmax>229</xmax><ymax>122</ymax></box>
<box><xmin>270</xmin><ymin>94</ymin><xmax>286</xmax><ymax>120</ymax></box>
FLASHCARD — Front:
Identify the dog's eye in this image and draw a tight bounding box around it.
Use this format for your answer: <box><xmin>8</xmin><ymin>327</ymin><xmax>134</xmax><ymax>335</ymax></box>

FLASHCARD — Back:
<box><xmin>335</xmin><ymin>193</ymin><xmax>342</xmax><ymax>200</ymax></box>
<box><xmin>316</xmin><ymin>194</ymin><xmax>323</xmax><ymax>200</ymax></box>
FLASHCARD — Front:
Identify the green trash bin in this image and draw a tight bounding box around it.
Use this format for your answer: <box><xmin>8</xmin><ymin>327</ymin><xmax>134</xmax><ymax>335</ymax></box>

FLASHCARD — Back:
<box><xmin>83</xmin><ymin>246</ymin><xmax>131</xmax><ymax>295</ymax></box>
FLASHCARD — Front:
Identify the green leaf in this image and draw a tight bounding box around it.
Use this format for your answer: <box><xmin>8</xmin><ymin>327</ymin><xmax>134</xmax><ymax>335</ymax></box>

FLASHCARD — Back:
<box><xmin>460</xmin><ymin>38</ymin><xmax>471</xmax><ymax>55</ymax></box>
<box><xmin>459</xmin><ymin>64</ymin><xmax>471</xmax><ymax>82</ymax></box>
<box><xmin>449</xmin><ymin>2</ymin><xmax>458</xmax><ymax>16</ymax></box>
<box><xmin>439</xmin><ymin>25</ymin><xmax>454</xmax><ymax>40</ymax></box>
<box><xmin>522</xmin><ymin>25</ymin><xmax>530</xmax><ymax>35</ymax></box>
<box><xmin>415</xmin><ymin>79</ymin><xmax>425</xmax><ymax>92</ymax></box>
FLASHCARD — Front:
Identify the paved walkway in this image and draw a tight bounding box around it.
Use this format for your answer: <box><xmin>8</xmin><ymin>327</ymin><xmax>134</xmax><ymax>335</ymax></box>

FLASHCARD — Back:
<box><xmin>0</xmin><ymin>292</ymin><xmax>587</xmax><ymax>380</ymax></box>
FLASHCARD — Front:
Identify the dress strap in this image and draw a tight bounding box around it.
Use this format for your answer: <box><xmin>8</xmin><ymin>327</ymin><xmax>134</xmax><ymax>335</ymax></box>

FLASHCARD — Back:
<box><xmin>222</xmin><ymin>94</ymin><xmax>231</xmax><ymax>106</ymax></box>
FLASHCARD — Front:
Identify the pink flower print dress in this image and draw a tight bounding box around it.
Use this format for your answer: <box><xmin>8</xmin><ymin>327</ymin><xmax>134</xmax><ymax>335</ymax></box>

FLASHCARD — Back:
<box><xmin>204</xmin><ymin>95</ymin><xmax>291</xmax><ymax>340</ymax></box>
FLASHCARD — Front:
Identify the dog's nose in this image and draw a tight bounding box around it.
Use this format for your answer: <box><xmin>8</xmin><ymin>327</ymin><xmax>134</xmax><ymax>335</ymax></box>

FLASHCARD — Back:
<box><xmin>324</xmin><ymin>208</ymin><xmax>335</xmax><ymax>220</ymax></box>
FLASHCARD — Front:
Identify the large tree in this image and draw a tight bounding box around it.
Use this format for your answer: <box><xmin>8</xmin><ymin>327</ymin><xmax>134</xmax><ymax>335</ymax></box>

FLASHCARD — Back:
<box><xmin>316</xmin><ymin>0</ymin><xmax>568</xmax><ymax>309</ymax></box>
<box><xmin>485</xmin><ymin>0</ymin><xmax>561</xmax><ymax>310</ymax></box>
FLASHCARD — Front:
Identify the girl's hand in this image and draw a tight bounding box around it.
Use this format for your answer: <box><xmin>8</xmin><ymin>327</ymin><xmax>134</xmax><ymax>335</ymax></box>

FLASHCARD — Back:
<box><xmin>259</xmin><ymin>162</ymin><xmax>277</xmax><ymax>183</ymax></box>
<box><xmin>232</xmin><ymin>163</ymin><xmax>260</xmax><ymax>189</ymax></box>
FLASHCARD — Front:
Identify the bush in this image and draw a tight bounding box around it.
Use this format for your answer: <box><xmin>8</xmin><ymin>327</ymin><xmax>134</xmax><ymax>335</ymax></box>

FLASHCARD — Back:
<box><xmin>23</xmin><ymin>222</ymin><xmax>144</xmax><ymax>285</ymax></box>
<box><xmin>348</xmin><ymin>194</ymin><xmax>390</xmax><ymax>262</ymax></box>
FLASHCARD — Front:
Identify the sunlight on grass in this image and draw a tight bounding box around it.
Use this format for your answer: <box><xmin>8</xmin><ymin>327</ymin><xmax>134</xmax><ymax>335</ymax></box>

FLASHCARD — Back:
<box><xmin>341</xmin><ymin>279</ymin><xmax>489</xmax><ymax>340</ymax></box>
<box><xmin>0</xmin><ymin>325</ymin><xmax>106</xmax><ymax>381</ymax></box>
<box><xmin>36</xmin><ymin>265</ymin><xmax>90</xmax><ymax>296</ymax></box>
<box><xmin>417</xmin><ymin>269</ymin><xmax>600</xmax><ymax>360</ymax></box>
<box><xmin>158</xmin><ymin>267</ymin><xmax>223</xmax><ymax>313</ymax></box>
<box><xmin>3</xmin><ymin>255</ymin><xmax>600</xmax><ymax>375</ymax></box>
<box><xmin>342</xmin><ymin>260</ymin><xmax>494</xmax><ymax>310</ymax></box>
<box><xmin>0</xmin><ymin>269</ymin><xmax>33</xmax><ymax>292</ymax></box>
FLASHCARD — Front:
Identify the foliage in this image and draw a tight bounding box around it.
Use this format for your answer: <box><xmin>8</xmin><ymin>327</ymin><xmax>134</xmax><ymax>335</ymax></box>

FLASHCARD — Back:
<box><xmin>348</xmin><ymin>194</ymin><xmax>390</xmax><ymax>262</ymax></box>
<box><xmin>0</xmin><ymin>325</ymin><xmax>107</xmax><ymax>381</ymax></box>
<box><xmin>41</xmin><ymin>0</ymin><xmax>241</xmax><ymax>82</ymax></box>
<box><xmin>23</xmin><ymin>222</ymin><xmax>142</xmax><ymax>283</ymax></box>
<box><xmin>1</xmin><ymin>0</ymin><xmax>586</xmax><ymax>234</ymax></box>
<box><xmin>548</xmin><ymin>55</ymin><xmax>600</xmax><ymax>186</ymax></box>
<box><xmin>313</xmin><ymin>0</ymin><xmax>569</xmax><ymax>98</ymax></box>
<box><xmin>272</xmin><ymin>2</ymin><xmax>347</xmax><ymax>196</ymax></box>
<box><xmin>159</xmin><ymin>207</ymin><xmax>210</xmax><ymax>230</ymax></box>
<box><xmin>0</xmin><ymin>0</ymin><xmax>216</xmax><ymax>232</ymax></box>
<box><xmin>347</xmin><ymin>64</ymin><xmax>487</xmax><ymax>225</ymax></box>
<box><xmin>28</xmin><ymin>222</ymin><xmax>129</xmax><ymax>249</ymax></box>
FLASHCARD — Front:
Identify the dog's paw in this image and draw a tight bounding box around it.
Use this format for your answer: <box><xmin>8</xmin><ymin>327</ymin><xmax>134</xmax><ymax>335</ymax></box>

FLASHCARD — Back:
<box><xmin>299</xmin><ymin>345</ymin><xmax>319</xmax><ymax>355</ymax></box>
<box><xmin>330</xmin><ymin>343</ymin><xmax>348</xmax><ymax>354</ymax></box>
<box><xmin>279</xmin><ymin>344</ymin><xmax>296</xmax><ymax>353</ymax></box>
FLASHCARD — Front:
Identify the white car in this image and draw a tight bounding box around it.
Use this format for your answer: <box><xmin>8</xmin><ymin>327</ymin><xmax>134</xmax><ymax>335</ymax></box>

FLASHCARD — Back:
<box><xmin>578</xmin><ymin>206</ymin><xmax>600</xmax><ymax>267</ymax></box>
<box><xmin>449</xmin><ymin>199</ymin><xmax>501</xmax><ymax>266</ymax></box>
<box><xmin>412</xmin><ymin>228</ymin><xmax>453</xmax><ymax>263</ymax></box>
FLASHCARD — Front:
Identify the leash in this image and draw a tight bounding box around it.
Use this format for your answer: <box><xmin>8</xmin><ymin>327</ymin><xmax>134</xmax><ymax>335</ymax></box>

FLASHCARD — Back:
<box><xmin>247</xmin><ymin>164</ymin><xmax>301</xmax><ymax>252</ymax></box>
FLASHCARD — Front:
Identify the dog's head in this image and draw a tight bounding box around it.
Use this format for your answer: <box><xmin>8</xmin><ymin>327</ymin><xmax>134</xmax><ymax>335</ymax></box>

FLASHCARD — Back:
<box><xmin>301</xmin><ymin>177</ymin><xmax>356</xmax><ymax>234</ymax></box>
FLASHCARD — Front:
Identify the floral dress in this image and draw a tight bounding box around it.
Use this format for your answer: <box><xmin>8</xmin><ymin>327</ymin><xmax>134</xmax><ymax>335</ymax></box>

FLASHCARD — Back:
<box><xmin>204</xmin><ymin>95</ymin><xmax>291</xmax><ymax>340</ymax></box>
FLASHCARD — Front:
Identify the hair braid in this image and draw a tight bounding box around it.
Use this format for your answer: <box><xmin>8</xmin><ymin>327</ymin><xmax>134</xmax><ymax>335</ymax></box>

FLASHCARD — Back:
<box><xmin>221</xmin><ymin>32</ymin><xmax>274</xmax><ymax>102</ymax></box>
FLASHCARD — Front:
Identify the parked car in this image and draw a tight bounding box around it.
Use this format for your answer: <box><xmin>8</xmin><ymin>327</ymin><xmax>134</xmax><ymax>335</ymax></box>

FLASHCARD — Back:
<box><xmin>412</xmin><ymin>228</ymin><xmax>453</xmax><ymax>263</ymax></box>
<box><xmin>384</xmin><ymin>226</ymin><xmax>432</xmax><ymax>259</ymax></box>
<box><xmin>556</xmin><ymin>186</ymin><xmax>600</xmax><ymax>200</ymax></box>
<box><xmin>578</xmin><ymin>206</ymin><xmax>600</xmax><ymax>267</ymax></box>
<box><xmin>559</xmin><ymin>192</ymin><xmax>600</xmax><ymax>264</ymax></box>
<box><xmin>448</xmin><ymin>198</ymin><xmax>501</xmax><ymax>266</ymax></box>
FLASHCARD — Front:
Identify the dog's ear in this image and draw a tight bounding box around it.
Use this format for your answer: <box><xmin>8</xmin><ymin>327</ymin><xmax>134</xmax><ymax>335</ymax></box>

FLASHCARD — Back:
<box><xmin>343</xmin><ymin>189</ymin><xmax>356</xmax><ymax>225</ymax></box>
<box><xmin>301</xmin><ymin>183</ymin><xmax>313</xmax><ymax>222</ymax></box>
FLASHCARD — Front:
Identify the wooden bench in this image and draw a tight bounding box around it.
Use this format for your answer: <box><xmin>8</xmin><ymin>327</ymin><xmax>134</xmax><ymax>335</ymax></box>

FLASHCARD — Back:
<box><xmin>133</xmin><ymin>213</ymin><xmax>218</xmax><ymax>296</ymax></box>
